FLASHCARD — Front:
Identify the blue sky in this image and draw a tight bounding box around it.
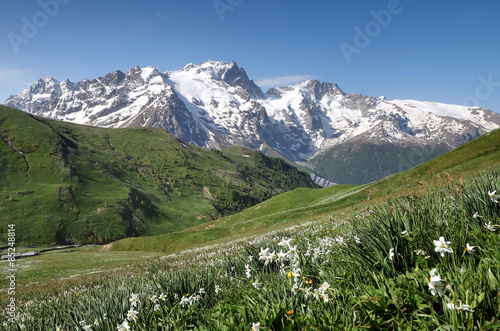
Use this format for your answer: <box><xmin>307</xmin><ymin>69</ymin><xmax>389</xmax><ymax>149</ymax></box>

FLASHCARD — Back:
<box><xmin>1</xmin><ymin>0</ymin><xmax>500</xmax><ymax>112</ymax></box>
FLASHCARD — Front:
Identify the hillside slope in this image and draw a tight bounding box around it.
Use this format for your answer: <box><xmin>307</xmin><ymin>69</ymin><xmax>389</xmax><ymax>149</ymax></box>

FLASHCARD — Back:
<box><xmin>0</xmin><ymin>106</ymin><xmax>317</xmax><ymax>245</ymax></box>
<box><xmin>111</xmin><ymin>128</ymin><xmax>500</xmax><ymax>253</ymax></box>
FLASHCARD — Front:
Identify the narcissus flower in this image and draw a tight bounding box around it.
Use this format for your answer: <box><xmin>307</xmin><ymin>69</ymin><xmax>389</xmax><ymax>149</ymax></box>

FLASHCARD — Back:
<box><xmin>251</xmin><ymin>322</ymin><xmax>261</xmax><ymax>331</ymax></box>
<box><xmin>117</xmin><ymin>320</ymin><xmax>130</xmax><ymax>331</ymax></box>
<box><xmin>447</xmin><ymin>303</ymin><xmax>474</xmax><ymax>312</ymax></box>
<box><xmin>466</xmin><ymin>243</ymin><xmax>476</xmax><ymax>254</ymax></box>
<box><xmin>278</xmin><ymin>237</ymin><xmax>292</xmax><ymax>248</ymax></box>
<box><xmin>485</xmin><ymin>222</ymin><xmax>497</xmax><ymax>231</ymax></box>
<box><xmin>127</xmin><ymin>308</ymin><xmax>138</xmax><ymax>322</ymax></box>
<box><xmin>129</xmin><ymin>293</ymin><xmax>140</xmax><ymax>308</ymax></box>
<box><xmin>488</xmin><ymin>190</ymin><xmax>498</xmax><ymax>203</ymax></box>
<box><xmin>428</xmin><ymin>268</ymin><xmax>444</xmax><ymax>297</ymax></box>
<box><xmin>389</xmin><ymin>248</ymin><xmax>395</xmax><ymax>260</ymax></box>
<box><xmin>252</xmin><ymin>278</ymin><xmax>262</xmax><ymax>289</ymax></box>
<box><xmin>433</xmin><ymin>236</ymin><xmax>453</xmax><ymax>257</ymax></box>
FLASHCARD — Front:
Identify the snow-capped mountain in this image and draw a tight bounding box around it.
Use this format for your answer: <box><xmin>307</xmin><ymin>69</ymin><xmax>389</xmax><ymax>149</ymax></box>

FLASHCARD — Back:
<box><xmin>5</xmin><ymin>60</ymin><xmax>500</xmax><ymax>184</ymax></box>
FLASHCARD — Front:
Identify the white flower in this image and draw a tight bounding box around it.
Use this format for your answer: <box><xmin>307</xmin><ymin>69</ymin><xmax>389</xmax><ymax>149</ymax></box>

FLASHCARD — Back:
<box><xmin>466</xmin><ymin>243</ymin><xmax>476</xmax><ymax>254</ymax></box>
<box><xmin>276</xmin><ymin>250</ymin><xmax>288</xmax><ymax>261</ymax></box>
<box><xmin>433</xmin><ymin>236</ymin><xmax>453</xmax><ymax>257</ymax></box>
<box><xmin>318</xmin><ymin>282</ymin><xmax>331</xmax><ymax>294</ymax></box>
<box><xmin>258</xmin><ymin>247</ymin><xmax>269</xmax><ymax>260</ymax></box>
<box><xmin>198</xmin><ymin>288</ymin><xmax>205</xmax><ymax>295</ymax></box>
<box><xmin>83</xmin><ymin>325</ymin><xmax>93</xmax><ymax>331</ymax></box>
<box><xmin>278</xmin><ymin>237</ymin><xmax>292</xmax><ymax>248</ymax></box>
<box><xmin>129</xmin><ymin>293</ymin><xmax>140</xmax><ymax>307</ymax></box>
<box><xmin>312</xmin><ymin>288</ymin><xmax>320</xmax><ymax>300</ymax></box>
<box><xmin>428</xmin><ymin>268</ymin><xmax>444</xmax><ymax>297</ymax></box>
<box><xmin>485</xmin><ymin>222</ymin><xmax>497</xmax><ymax>231</ymax></box>
<box><xmin>215</xmin><ymin>285</ymin><xmax>221</xmax><ymax>294</ymax></box>
<box><xmin>389</xmin><ymin>248</ymin><xmax>395</xmax><ymax>260</ymax></box>
<box><xmin>489</xmin><ymin>190</ymin><xmax>499</xmax><ymax>203</ymax></box>
<box><xmin>251</xmin><ymin>322</ymin><xmax>261</xmax><ymax>331</ymax></box>
<box><xmin>180</xmin><ymin>296</ymin><xmax>190</xmax><ymax>307</ymax></box>
<box><xmin>335</xmin><ymin>235</ymin><xmax>346</xmax><ymax>245</ymax></box>
<box><xmin>447</xmin><ymin>302</ymin><xmax>474</xmax><ymax>312</ymax></box>
<box><xmin>456</xmin><ymin>304</ymin><xmax>474</xmax><ymax>312</ymax></box>
<box><xmin>473</xmin><ymin>212</ymin><xmax>480</xmax><ymax>219</ymax></box>
<box><xmin>259</xmin><ymin>248</ymin><xmax>274</xmax><ymax>265</ymax></box>
<box><xmin>245</xmin><ymin>264</ymin><xmax>252</xmax><ymax>278</ymax></box>
<box><xmin>159</xmin><ymin>293</ymin><xmax>166</xmax><ymax>301</ymax></box>
<box><xmin>354</xmin><ymin>235</ymin><xmax>361</xmax><ymax>244</ymax></box>
<box><xmin>154</xmin><ymin>304</ymin><xmax>161</xmax><ymax>312</ymax></box>
<box><xmin>127</xmin><ymin>308</ymin><xmax>138</xmax><ymax>322</ymax></box>
<box><xmin>117</xmin><ymin>320</ymin><xmax>130</xmax><ymax>331</ymax></box>
<box><xmin>252</xmin><ymin>278</ymin><xmax>262</xmax><ymax>290</ymax></box>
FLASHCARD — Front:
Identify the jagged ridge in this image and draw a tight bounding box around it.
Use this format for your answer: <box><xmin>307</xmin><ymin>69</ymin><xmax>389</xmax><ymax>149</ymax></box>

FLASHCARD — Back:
<box><xmin>5</xmin><ymin>60</ymin><xmax>500</xmax><ymax>184</ymax></box>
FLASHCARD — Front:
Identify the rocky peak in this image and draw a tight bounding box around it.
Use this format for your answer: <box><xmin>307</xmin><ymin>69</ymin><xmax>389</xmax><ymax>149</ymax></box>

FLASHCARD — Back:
<box><xmin>302</xmin><ymin>80</ymin><xmax>345</xmax><ymax>100</ymax></box>
<box><xmin>29</xmin><ymin>77</ymin><xmax>62</xmax><ymax>97</ymax></box>
<box><xmin>102</xmin><ymin>70</ymin><xmax>126</xmax><ymax>86</ymax></box>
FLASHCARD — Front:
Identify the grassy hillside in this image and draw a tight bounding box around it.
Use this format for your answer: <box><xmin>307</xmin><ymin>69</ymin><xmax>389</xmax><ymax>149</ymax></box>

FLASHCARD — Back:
<box><xmin>111</xmin><ymin>128</ymin><xmax>500</xmax><ymax>253</ymax></box>
<box><xmin>0</xmin><ymin>106</ymin><xmax>318</xmax><ymax>246</ymax></box>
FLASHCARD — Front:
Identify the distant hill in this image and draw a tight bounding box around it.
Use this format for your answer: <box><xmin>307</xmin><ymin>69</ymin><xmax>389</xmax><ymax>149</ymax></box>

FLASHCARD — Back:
<box><xmin>0</xmin><ymin>106</ymin><xmax>318</xmax><ymax>246</ymax></box>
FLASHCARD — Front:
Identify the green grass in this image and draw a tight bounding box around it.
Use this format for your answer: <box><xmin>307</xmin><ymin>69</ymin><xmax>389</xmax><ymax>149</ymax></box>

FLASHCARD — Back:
<box><xmin>0</xmin><ymin>247</ymin><xmax>164</xmax><ymax>290</ymax></box>
<box><xmin>1</xmin><ymin>171</ymin><xmax>499</xmax><ymax>330</ymax></box>
<box><xmin>0</xmin><ymin>106</ymin><xmax>317</xmax><ymax>246</ymax></box>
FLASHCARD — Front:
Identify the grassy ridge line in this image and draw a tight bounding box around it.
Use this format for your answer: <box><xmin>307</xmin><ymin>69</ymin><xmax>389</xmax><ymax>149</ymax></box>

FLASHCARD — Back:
<box><xmin>111</xmin><ymin>128</ymin><xmax>500</xmax><ymax>253</ymax></box>
<box><xmin>109</xmin><ymin>184</ymin><xmax>369</xmax><ymax>253</ymax></box>
<box><xmin>373</xmin><ymin>129</ymin><xmax>500</xmax><ymax>196</ymax></box>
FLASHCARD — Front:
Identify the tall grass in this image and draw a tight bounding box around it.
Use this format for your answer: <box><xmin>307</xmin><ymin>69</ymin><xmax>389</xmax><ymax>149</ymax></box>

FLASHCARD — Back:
<box><xmin>1</xmin><ymin>172</ymin><xmax>499</xmax><ymax>330</ymax></box>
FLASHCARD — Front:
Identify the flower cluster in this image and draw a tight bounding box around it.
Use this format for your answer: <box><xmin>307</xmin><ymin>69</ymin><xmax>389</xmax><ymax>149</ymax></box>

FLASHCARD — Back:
<box><xmin>180</xmin><ymin>288</ymin><xmax>206</xmax><ymax>307</ymax></box>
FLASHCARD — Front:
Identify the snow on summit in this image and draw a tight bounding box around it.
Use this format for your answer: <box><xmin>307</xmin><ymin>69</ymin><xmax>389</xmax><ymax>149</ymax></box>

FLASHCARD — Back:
<box><xmin>4</xmin><ymin>60</ymin><xmax>500</xmax><ymax>167</ymax></box>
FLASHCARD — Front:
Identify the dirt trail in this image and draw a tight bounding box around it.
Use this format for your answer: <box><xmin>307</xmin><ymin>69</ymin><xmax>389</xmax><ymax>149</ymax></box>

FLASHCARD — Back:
<box><xmin>100</xmin><ymin>243</ymin><xmax>113</xmax><ymax>252</ymax></box>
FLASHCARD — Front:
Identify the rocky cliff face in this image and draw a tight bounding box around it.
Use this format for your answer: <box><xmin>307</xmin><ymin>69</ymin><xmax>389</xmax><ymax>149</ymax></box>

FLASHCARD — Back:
<box><xmin>5</xmin><ymin>60</ymin><xmax>500</xmax><ymax>184</ymax></box>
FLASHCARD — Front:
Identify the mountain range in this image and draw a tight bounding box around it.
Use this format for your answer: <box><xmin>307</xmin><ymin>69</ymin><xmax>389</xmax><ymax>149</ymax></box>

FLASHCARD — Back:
<box><xmin>5</xmin><ymin>60</ymin><xmax>500</xmax><ymax>184</ymax></box>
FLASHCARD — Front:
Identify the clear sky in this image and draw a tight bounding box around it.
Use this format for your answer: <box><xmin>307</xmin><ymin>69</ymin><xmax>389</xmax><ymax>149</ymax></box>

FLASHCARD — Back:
<box><xmin>1</xmin><ymin>0</ymin><xmax>500</xmax><ymax>112</ymax></box>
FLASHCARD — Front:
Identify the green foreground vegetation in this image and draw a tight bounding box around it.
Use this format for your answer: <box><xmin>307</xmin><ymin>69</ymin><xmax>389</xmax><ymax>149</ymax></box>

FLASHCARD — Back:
<box><xmin>1</xmin><ymin>170</ymin><xmax>499</xmax><ymax>330</ymax></box>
